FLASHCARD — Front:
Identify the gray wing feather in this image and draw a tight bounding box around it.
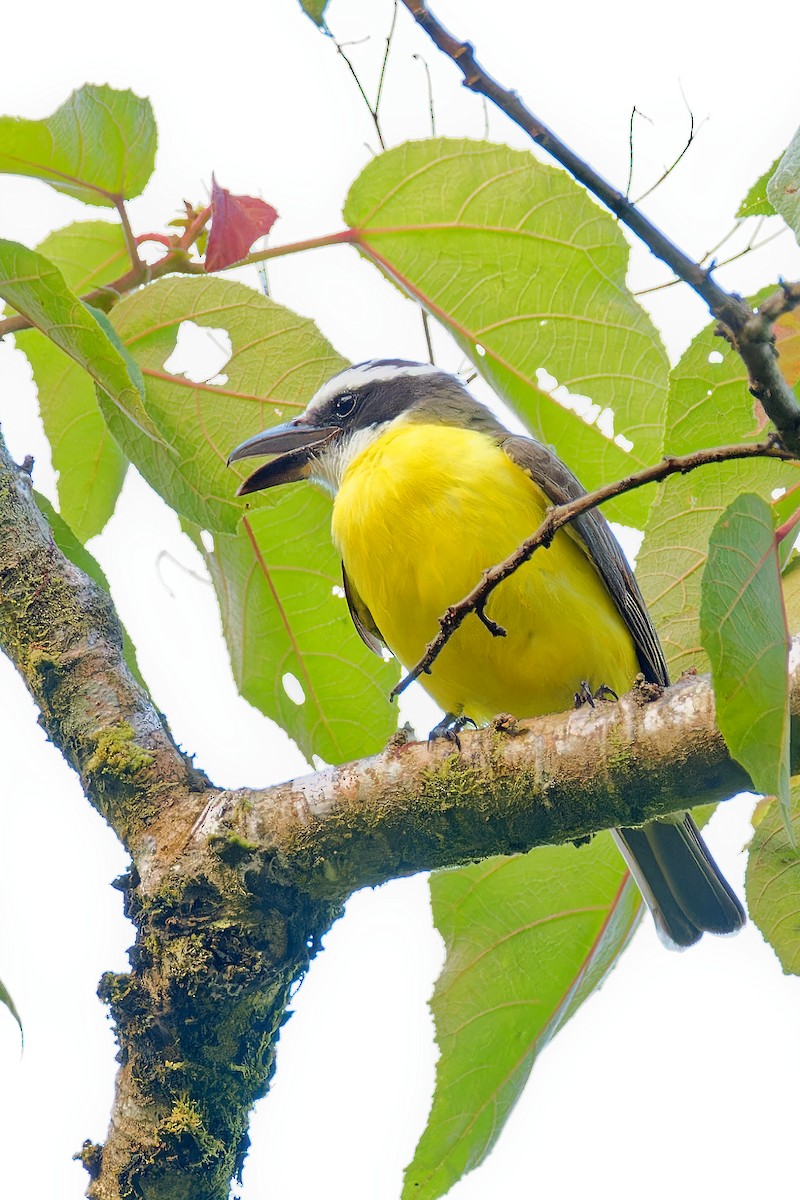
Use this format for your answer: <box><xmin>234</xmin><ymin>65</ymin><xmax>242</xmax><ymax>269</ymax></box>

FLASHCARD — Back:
<box><xmin>501</xmin><ymin>435</ymin><xmax>669</xmax><ymax>687</ymax></box>
<box><xmin>342</xmin><ymin>563</ymin><xmax>386</xmax><ymax>657</ymax></box>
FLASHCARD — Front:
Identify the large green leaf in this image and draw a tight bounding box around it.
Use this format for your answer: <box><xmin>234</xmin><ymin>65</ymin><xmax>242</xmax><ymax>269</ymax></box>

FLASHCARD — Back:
<box><xmin>736</xmin><ymin>155</ymin><xmax>781</xmax><ymax>218</ymax></box>
<box><xmin>0</xmin><ymin>239</ymin><xmax>160</xmax><ymax>442</ymax></box>
<box><xmin>192</xmin><ymin>492</ymin><xmax>398</xmax><ymax>765</ymax></box>
<box><xmin>33</xmin><ymin>493</ymin><xmax>148</xmax><ymax>693</ymax></box>
<box><xmin>768</xmin><ymin>129</ymin><xmax>800</xmax><ymax>244</ymax></box>
<box><xmin>701</xmin><ymin>494</ymin><xmax>790</xmax><ymax>824</ymax></box>
<box><xmin>106</xmin><ymin>276</ymin><xmax>345</xmax><ymax>532</ymax></box>
<box><xmin>405</xmin><ymin>839</ymin><xmax>641</xmax><ymax>1200</ymax></box>
<box><xmin>705</xmin><ymin>496</ymin><xmax>791</xmax><ymax>825</ymax></box>
<box><xmin>746</xmin><ymin>779</ymin><xmax>800</xmax><ymax>971</ymax></box>
<box><xmin>637</xmin><ymin>303</ymin><xmax>799</xmax><ymax>674</ymax></box>
<box><xmin>14</xmin><ymin>222</ymin><xmax>129</xmax><ymax>540</ymax></box>
<box><xmin>0</xmin><ymin>85</ymin><xmax>156</xmax><ymax>205</ymax></box>
<box><xmin>345</xmin><ymin>139</ymin><xmax>670</xmax><ymax>525</ymax></box>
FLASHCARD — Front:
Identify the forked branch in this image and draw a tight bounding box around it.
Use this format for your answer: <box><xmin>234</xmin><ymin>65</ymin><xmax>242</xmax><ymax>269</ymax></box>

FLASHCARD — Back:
<box><xmin>392</xmin><ymin>438</ymin><xmax>796</xmax><ymax>699</ymax></box>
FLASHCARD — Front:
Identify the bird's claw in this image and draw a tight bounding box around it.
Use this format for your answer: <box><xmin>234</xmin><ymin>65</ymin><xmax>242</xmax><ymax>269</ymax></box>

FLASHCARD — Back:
<box><xmin>427</xmin><ymin>713</ymin><xmax>477</xmax><ymax>751</ymax></box>
<box><xmin>573</xmin><ymin>681</ymin><xmax>618</xmax><ymax>709</ymax></box>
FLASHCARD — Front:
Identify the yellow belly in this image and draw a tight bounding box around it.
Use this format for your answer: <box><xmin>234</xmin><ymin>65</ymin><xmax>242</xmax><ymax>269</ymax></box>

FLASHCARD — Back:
<box><xmin>331</xmin><ymin>422</ymin><xmax>639</xmax><ymax>723</ymax></box>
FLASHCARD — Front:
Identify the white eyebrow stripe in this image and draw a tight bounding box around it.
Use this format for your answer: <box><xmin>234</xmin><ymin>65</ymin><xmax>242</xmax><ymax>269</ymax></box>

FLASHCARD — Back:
<box><xmin>306</xmin><ymin>361</ymin><xmax>444</xmax><ymax>414</ymax></box>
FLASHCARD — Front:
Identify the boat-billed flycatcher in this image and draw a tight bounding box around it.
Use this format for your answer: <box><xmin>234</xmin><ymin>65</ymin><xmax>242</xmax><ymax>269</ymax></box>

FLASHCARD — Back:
<box><xmin>228</xmin><ymin>360</ymin><xmax>745</xmax><ymax>949</ymax></box>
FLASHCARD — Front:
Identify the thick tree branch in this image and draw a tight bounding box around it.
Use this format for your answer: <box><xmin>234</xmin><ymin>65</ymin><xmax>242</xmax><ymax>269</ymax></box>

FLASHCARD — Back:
<box><xmin>0</xmin><ymin>430</ymin><xmax>204</xmax><ymax>849</ymax></box>
<box><xmin>0</xmin><ymin>427</ymin><xmax>337</xmax><ymax>1200</ymax></box>
<box><xmin>398</xmin><ymin>0</ymin><xmax>800</xmax><ymax>454</ymax></box>
<box><xmin>392</xmin><ymin>438</ymin><xmax>797</xmax><ymax>698</ymax></box>
<box><xmin>188</xmin><ymin>663</ymin><xmax>800</xmax><ymax>902</ymax></box>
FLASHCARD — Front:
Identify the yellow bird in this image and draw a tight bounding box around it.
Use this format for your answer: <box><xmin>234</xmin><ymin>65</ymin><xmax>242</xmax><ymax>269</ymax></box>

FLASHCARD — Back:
<box><xmin>229</xmin><ymin>360</ymin><xmax>745</xmax><ymax>948</ymax></box>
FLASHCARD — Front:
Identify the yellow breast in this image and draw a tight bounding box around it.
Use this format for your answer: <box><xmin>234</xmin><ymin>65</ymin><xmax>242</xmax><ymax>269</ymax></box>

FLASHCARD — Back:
<box><xmin>331</xmin><ymin>421</ymin><xmax>639</xmax><ymax>722</ymax></box>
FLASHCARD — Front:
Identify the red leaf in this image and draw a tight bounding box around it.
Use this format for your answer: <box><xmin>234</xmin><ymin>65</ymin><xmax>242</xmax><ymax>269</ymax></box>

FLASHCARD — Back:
<box><xmin>205</xmin><ymin>175</ymin><xmax>278</xmax><ymax>271</ymax></box>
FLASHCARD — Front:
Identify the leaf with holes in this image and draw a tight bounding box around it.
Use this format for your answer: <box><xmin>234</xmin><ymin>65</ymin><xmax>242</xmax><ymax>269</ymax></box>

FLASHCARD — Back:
<box><xmin>736</xmin><ymin>155</ymin><xmax>781</xmax><ymax>218</ymax></box>
<box><xmin>345</xmin><ymin>139</ymin><xmax>670</xmax><ymax>525</ymax></box>
<box><xmin>768</xmin><ymin>129</ymin><xmax>800</xmax><ymax>244</ymax></box>
<box><xmin>206</xmin><ymin>177</ymin><xmax>279</xmax><ymax>271</ymax></box>
<box><xmin>636</xmin><ymin>298</ymin><xmax>800</xmax><ymax>675</ymax></box>
<box><xmin>746</xmin><ymin>779</ymin><xmax>800</xmax><ymax>972</ymax></box>
<box><xmin>0</xmin><ymin>85</ymin><xmax>156</xmax><ymax>205</ymax></box>
<box><xmin>33</xmin><ymin>492</ymin><xmax>149</xmax><ymax>694</ymax></box>
<box><xmin>104</xmin><ymin>276</ymin><xmax>346</xmax><ymax>532</ymax></box>
<box><xmin>701</xmin><ymin>493</ymin><xmax>790</xmax><ymax>824</ymax></box>
<box><xmin>190</xmin><ymin>492</ymin><xmax>398</xmax><ymax>765</ymax></box>
<box><xmin>404</xmin><ymin>839</ymin><xmax>641</xmax><ymax>1200</ymax></box>
<box><xmin>13</xmin><ymin>222</ymin><xmax>129</xmax><ymax>539</ymax></box>
<box><xmin>0</xmin><ymin>239</ymin><xmax>161</xmax><ymax>442</ymax></box>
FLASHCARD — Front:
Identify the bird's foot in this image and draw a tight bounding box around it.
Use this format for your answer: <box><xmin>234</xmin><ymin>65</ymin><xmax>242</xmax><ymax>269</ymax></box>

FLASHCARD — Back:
<box><xmin>573</xmin><ymin>680</ymin><xmax>618</xmax><ymax>709</ymax></box>
<box><xmin>427</xmin><ymin>713</ymin><xmax>477</xmax><ymax>751</ymax></box>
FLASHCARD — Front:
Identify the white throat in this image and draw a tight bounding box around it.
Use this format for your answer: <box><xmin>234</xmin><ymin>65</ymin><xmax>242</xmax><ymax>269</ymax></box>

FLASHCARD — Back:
<box><xmin>308</xmin><ymin>423</ymin><xmax>389</xmax><ymax>494</ymax></box>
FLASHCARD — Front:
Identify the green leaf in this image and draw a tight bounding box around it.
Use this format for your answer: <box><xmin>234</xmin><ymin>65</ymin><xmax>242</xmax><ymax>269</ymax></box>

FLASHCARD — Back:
<box><xmin>190</xmin><ymin>494</ymin><xmax>398</xmax><ymax>765</ymax></box>
<box><xmin>781</xmin><ymin>554</ymin><xmax>800</xmax><ymax>634</ymax></box>
<box><xmin>0</xmin><ymin>239</ymin><xmax>161</xmax><ymax>442</ymax></box>
<box><xmin>14</xmin><ymin>222</ymin><xmax>129</xmax><ymax>540</ymax></box>
<box><xmin>105</xmin><ymin>276</ymin><xmax>346</xmax><ymax>532</ymax></box>
<box><xmin>0</xmin><ymin>976</ymin><xmax>22</xmax><ymax>1037</ymax></box>
<box><xmin>0</xmin><ymin>85</ymin><xmax>156</xmax><ymax>206</ymax></box>
<box><xmin>405</xmin><ymin>840</ymin><xmax>641</xmax><ymax>1200</ymax></box>
<box><xmin>768</xmin><ymin>130</ymin><xmax>800</xmax><ymax>244</ymax></box>
<box><xmin>298</xmin><ymin>0</ymin><xmax>329</xmax><ymax>24</ymax></box>
<box><xmin>736</xmin><ymin>156</ymin><xmax>781</xmax><ymax>218</ymax></box>
<box><xmin>637</xmin><ymin>300</ymin><xmax>799</xmax><ymax>675</ymax></box>
<box><xmin>33</xmin><ymin>492</ymin><xmax>149</xmax><ymax>694</ymax></box>
<box><xmin>746</xmin><ymin>779</ymin><xmax>800</xmax><ymax>971</ymax></box>
<box><xmin>345</xmin><ymin>139</ymin><xmax>670</xmax><ymax>525</ymax></box>
<box><xmin>700</xmin><ymin>493</ymin><xmax>790</xmax><ymax>825</ymax></box>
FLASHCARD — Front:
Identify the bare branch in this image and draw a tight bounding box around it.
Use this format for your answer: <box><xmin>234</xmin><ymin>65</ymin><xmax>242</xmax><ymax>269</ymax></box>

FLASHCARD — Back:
<box><xmin>413</xmin><ymin>52</ymin><xmax>437</xmax><ymax>135</ymax></box>
<box><xmin>391</xmin><ymin>438</ymin><xmax>795</xmax><ymax>698</ymax></box>
<box><xmin>397</xmin><ymin>0</ymin><xmax>800</xmax><ymax>453</ymax></box>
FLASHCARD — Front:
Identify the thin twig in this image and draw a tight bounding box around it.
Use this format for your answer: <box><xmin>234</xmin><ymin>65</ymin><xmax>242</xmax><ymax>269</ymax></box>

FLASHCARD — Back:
<box><xmin>421</xmin><ymin>308</ymin><xmax>435</xmax><ymax>363</ymax></box>
<box><xmin>114</xmin><ymin>198</ymin><xmax>142</xmax><ymax>271</ymax></box>
<box><xmin>633</xmin><ymin>99</ymin><xmax>695</xmax><ymax>205</ymax></box>
<box><xmin>390</xmin><ymin>437</ymin><xmax>796</xmax><ymax>699</ymax></box>
<box><xmin>626</xmin><ymin>107</ymin><xmax>650</xmax><ymax>200</ymax></box>
<box><xmin>413</xmin><ymin>53</ymin><xmax>436</xmax><ymax>135</ymax></box>
<box><xmin>635</xmin><ymin>226</ymin><xmax>789</xmax><ymax>297</ymax></box>
<box><xmin>331</xmin><ymin>2</ymin><xmax>399</xmax><ymax>153</ymax></box>
<box><xmin>397</xmin><ymin>0</ymin><xmax>800</xmax><ymax>453</ymax></box>
<box><xmin>375</xmin><ymin>0</ymin><xmax>399</xmax><ymax>114</ymax></box>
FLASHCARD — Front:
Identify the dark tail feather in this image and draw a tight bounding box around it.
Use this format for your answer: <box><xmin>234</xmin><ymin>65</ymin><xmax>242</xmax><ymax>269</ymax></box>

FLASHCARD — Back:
<box><xmin>612</xmin><ymin>814</ymin><xmax>746</xmax><ymax>950</ymax></box>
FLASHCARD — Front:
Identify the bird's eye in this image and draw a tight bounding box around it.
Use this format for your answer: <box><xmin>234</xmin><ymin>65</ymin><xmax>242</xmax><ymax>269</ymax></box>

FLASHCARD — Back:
<box><xmin>332</xmin><ymin>392</ymin><xmax>357</xmax><ymax>417</ymax></box>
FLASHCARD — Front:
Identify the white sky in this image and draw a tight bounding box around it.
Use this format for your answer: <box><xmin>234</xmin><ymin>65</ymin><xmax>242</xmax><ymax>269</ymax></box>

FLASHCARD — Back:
<box><xmin>1</xmin><ymin>1</ymin><xmax>800</xmax><ymax>1198</ymax></box>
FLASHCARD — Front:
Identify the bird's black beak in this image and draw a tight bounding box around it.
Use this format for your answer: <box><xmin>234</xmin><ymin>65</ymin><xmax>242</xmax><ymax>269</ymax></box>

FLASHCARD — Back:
<box><xmin>228</xmin><ymin>420</ymin><xmax>340</xmax><ymax>496</ymax></box>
